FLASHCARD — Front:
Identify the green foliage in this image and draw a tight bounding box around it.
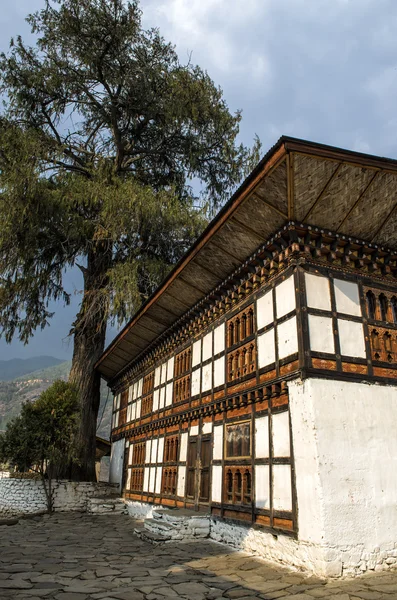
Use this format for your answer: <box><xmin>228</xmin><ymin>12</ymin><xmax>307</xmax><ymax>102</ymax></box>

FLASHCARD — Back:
<box><xmin>0</xmin><ymin>380</ymin><xmax>79</xmax><ymax>474</ymax></box>
<box><xmin>0</xmin><ymin>0</ymin><xmax>260</xmax><ymax>477</ymax></box>
<box><xmin>0</xmin><ymin>0</ymin><xmax>260</xmax><ymax>343</ymax></box>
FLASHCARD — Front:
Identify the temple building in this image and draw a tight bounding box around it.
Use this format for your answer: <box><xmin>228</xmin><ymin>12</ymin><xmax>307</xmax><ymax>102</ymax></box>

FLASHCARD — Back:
<box><xmin>96</xmin><ymin>137</ymin><xmax>397</xmax><ymax>576</ymax></box>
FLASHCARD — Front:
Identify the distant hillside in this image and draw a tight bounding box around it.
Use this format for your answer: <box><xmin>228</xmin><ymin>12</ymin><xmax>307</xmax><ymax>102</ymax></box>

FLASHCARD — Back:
<box><xmin>0</xmin><ymin>360</ymin><xmax>112</xmax><ymax>439</ymax></box>
<box><xmin>0</xmin><ymin>356</ymin><xmax>64</xmax><ymax>381</ymax></box>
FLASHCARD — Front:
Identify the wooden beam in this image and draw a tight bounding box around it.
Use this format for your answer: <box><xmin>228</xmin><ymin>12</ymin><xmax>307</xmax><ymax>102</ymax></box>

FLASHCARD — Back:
<box><xmin>370</xmin><ymin>200</ymin><xmax>397</xmax><ymax>243</ymax></box>
<box><xmin>287</xmin><ymin>153</ymin><xmax>295</xmax><ymax>220</ymax></box>
<box><xmin>252</xmin><ymin>191</ymin><xmax>288</xmax><ymax>220</ymax></box>
<box><xmin>303</xmin><ymin>162</ymin><xmax>343</xmax><ymax>221</ymax></box>
<box><xmin>231</xmin><ymin>216</ymin><xmax>270</xmax><ymax>240</ymax></box>
<box><xmin>336</xmin><ymin>170</ymin><xmax>379</xmax><ymax>233</ymax></box>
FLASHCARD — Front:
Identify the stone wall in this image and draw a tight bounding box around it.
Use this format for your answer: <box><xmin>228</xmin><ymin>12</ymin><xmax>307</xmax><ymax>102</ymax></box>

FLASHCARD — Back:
<box><xmin>0</xmin><ymin>479</ymin><xmax>117</xmax><ymax>517</ymax></box>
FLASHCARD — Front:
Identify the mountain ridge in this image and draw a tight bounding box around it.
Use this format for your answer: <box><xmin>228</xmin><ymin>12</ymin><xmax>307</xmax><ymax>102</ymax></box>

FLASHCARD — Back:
<box><xmin>0</xmin><ymin>360</ymin><xmax>111</xmax><ymax>439</ymax></box>
<box><xmin>0</xmin><ymin>356</ymin><xmax>64</xmax><ymax>381</ymax></box>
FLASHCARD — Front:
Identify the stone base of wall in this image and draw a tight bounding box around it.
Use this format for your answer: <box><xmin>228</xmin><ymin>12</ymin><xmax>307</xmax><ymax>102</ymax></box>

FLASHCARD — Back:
<box><xmin>122</xmin><ymin>500</ymin><xmax>397</xmax><ymax>578</ymax></box>
<box><xmin>124</xmin><ymin>499</ymin><xmax>163</xmax><ymax>520</ymax></box>
<box><xmin>0</xmin><ymin>479</ymin><xmax>118</xmax><ymax>517</ymax></box>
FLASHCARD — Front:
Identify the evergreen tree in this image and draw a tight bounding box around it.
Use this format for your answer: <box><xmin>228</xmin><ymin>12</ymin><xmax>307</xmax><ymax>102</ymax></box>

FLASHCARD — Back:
<box><xmin>0</xmin><ymin>0</ymin><xmax>260</xmax><ymax>480</ymax></box>
<box><xmin>0</xmin><ymin>380</ymin><xmax>79</xmax><ymax>511</ymax></box>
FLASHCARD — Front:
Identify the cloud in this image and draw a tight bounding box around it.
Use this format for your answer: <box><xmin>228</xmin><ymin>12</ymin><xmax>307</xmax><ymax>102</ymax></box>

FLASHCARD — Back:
<box><xmin>142</xmin><ymin>0</ymin><xmax>272</xmax><ymax>82</ymax></box>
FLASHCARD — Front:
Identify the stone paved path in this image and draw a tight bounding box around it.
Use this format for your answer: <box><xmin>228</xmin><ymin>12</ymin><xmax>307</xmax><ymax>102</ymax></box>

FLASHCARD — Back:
<box><xmin>1</xmin><ymin>514</ymin><xmax>397</xmax><ymax>599</ymax></box>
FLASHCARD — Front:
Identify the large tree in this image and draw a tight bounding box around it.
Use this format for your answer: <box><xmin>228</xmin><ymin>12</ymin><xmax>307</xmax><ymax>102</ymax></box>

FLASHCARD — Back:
<box><xmin>0</xmin><ymin>0</ymin><xmax>260</xmax><ymax>480</ymax></box>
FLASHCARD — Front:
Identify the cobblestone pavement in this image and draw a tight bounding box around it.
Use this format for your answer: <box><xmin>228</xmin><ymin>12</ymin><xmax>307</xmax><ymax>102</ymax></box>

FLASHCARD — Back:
<box><xmin>1</xmin><ymin>514</ymin><xmax>397</xmax><ymax>600</ymax></box>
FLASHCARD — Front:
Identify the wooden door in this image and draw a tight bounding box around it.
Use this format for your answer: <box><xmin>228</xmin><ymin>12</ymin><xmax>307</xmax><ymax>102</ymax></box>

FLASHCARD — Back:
<box><xmin>186</xmin><ymin>437</ymin><xmax>198</xmax><ymax>500</ymax></box>
<box><xmin>186</xmin><ymin>434</ymin><xmax>212</xmax><ymax>507</ymax></box>
<box><xmin>199</xmin><ymin>436</ymin><xmax>211</xmax><ymax>502</ymax></box>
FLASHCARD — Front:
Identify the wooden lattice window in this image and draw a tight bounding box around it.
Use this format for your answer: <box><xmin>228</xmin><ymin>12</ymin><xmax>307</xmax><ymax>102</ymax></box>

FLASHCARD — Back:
<box><xmin>227</xmin><ymin>341</ymin><xmax>256</xmax><ymax>382</ymax></box>
<box><xmin>130</xmin><ymin>468</ymin><xmax>144</xmax><ymax>492</ymax></box>
<box><xmin>366</xmin><ymin>290</ymin><xmax>376</xmax><ymax>320</ymax></box>
<box><xmin>174</xmin><ymin>374</ymin><xmax>190</xmax><ymax>403</ymax></box>
<box><xmin>227</xmin><ymin>305</ymin><xmax>254</xmax><ymax>348</ymax></box>
<box><xmin>364</xmin><ymin>286</ymin><xmax>397</xmax><ymax>325</ymax></box>
<box><xmin>143</xmin><ymin>372</ymin><xmax>155</xmax><ymax>395</ymax></box>
<box><xmin>369</xmin><ymin>327</ymin><xmax>397</xmax><ymax>363</ymax></box>
<box><xmin>380</xmin><ymin>294</ymin><xmax>389</xmax><ymax>322</ymax></box>
<box><xmin>161</xmin><ymin>467</ymin><xmax>177</xmax><ymax>496</ymax></box>
<box><xmin>225</xmin><ymin>422</ymin><xmax>251</xmax><ymax>458</ymax></box>
<box><xmin>175</xmin><ymin>348</ymin><xmax>191</xmax><ymax>377</ymax></box>
<box><xmin>132</xmin><ymin>442</ymin><xmax>146</xmax><ymax>465</ymax></box>
<box><xmin>141</xmin><ymin>394</ymin><xmax>153</xmax><ymax>417</ymax></box>
<box><xmin>118</xmin><ymin>388</ymin><xmax>128</xmax><ymax>427</ymax></box>
<box><xmin>224</xmin><ymin>466</ymin><xmax>252</xmax><ymax>505</ymax></box>
<box><xmin>164</xmin><ymin>435</ymin><xmax>179</xmax><ymax>463</ymax></box>
<box><xmin>392</xmin><ymin>297</ymin><xmax>397</xmax><ymax>324</ymax></box>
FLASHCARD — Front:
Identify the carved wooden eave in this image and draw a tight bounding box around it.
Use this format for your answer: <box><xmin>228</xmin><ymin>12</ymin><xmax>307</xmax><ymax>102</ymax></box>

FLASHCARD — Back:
<box><xmin>95</xmin><ymin>136</ymin><xmax>397</xmax><ymax>383</ymax></box>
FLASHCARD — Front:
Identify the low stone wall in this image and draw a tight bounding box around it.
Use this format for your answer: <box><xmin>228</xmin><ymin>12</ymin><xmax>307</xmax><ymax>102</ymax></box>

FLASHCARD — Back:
<box><xmin>0</xmin><ymin>471</ymin><xmax>10</xmax><ymax>479</ymax></box>
<box><xmin>0</xmin><ymin>479</ymin><xmax>117</xmax><ymax>517</ymax></box>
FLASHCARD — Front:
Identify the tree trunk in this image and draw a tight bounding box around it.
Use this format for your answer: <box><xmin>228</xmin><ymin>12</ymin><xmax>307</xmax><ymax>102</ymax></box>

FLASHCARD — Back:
<box><xmin>68</xmin><ymin>244</ymin><xmax>111</xmax><ymax>481</ymax></box>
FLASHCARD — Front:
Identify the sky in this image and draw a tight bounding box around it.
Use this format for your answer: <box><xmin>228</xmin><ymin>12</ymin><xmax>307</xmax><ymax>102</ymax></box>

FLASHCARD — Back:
<box><xmin>1</xmin><ymin>0</ymin><xmax>397</xmax><ymax>360</ymax></box>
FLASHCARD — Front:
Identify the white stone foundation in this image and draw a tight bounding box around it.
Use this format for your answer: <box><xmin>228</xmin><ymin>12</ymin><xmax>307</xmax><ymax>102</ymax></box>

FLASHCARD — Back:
<box><xmin>0</xmin><ymin>479</ymin><xmax>117</xmax><ymax>517</ymax></box>
<box><xmin>289</xmin><ymin>376</ymin><xmax>397</xmax><ymax>576</ymax></box>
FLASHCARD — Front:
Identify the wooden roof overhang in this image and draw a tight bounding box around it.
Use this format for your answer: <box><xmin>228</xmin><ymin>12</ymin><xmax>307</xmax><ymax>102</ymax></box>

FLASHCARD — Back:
<box><xmin>96</xmin><ymin>136</ymin><xmax>397</xmax><ymax>382</ymax></box>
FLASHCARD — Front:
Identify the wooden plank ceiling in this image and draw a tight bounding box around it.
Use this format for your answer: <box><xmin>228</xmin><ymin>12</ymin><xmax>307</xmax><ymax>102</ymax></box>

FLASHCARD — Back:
<box><xmin>96</xmin><ymin>137</ymin><xmax>397</xmax><ymax>381</ymax></box>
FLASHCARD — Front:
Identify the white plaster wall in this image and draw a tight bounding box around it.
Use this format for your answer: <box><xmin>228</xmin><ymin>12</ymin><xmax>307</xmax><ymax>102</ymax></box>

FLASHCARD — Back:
<box><xmin>305</xmin><ymin>272</ymin><xmax>331</xmax><ymax>311</ymax></box>
<box><xmin>190</xmin><ymin>424</ymin><xmax>199</xmax><ymax>436</ymax></box>
<box><xmin>167</xmin><ymin>357</ymin><xmax>174</xmax><ymax>381</ymax></box>
<box><xmin>155</xmin><ymin>466</ymin><xmax>162</xmax><ymax>494</ymax></box>
<box><xmin>136</xmin><ymin>398</ymin><xmax>141</xmax><ymax>419</ymax></box>
<box><xmin>257</xmin><ymin>290</ymin><xmax>273</xmax><ymax>329</ymax></box>
<box><xmin>214</xmin><ymin>356</ymin><xmax>225</xmax><ymax>388</ymax></box>
<box><xmin>214</xmin><ymin>323</ymin><xmax>225</xmax><ymax>355</ymax></box>
<box><xmin>165</xmin><ymin>382</ymin><xmax>173</xmax><ymax>406</ymax></box>
<box><xmin>255</xmin><ymin>415</ymin><xmax>269</xmax><ymax>458</ymax></box>
<box><xmin>334</xmin><ymin>279</ymin><xmax>361</xmax><ymax>316</ymax></box>
<box><xmin>145</xmin><ymin>440</ymin><xmax>152</xmax><ymax>464</ymax></box>
<box><xmin>202</xmin><ymin>362</ymin><xmax>212</xmax><ymax>393</ymax></box>
<box><xmin>192</xmin><ymin>339</ymin><xmax>201</xmax><ymax>367</ymax></box>
<box><xmin>158</xmin><ymin>437</ymin><xmax>165</xmax><ymax>463</ymax></box>
<box><xmin>202</xmin><ymin>421</ymin><xmax>213</xmax><ymax>435</ymax></box>
<box><xmin>137</xmin><ymin>378</ymin><xmax>143</xmax><ymax>397</ymax></box>
<box><xmin>277</xmin><ymin>316</ymin><xmax>298</xmax><ymax>359</ymax></box>
<box><xmin>149</xmin><ymin>467</ymin><xmax>156</xmax><ymax>493</ymax></box>
<box><xmin>154</xmin><ymin>366</ymin><xmax>161</xmax><ymax>388</ymax></box>
<box><xmin>289</xmin><ymin>377</ymin><xmax>397</xmax><ymax>575</ymax></box>
<box><xmin>276</xmin><ymin>276</ymin><xmax>295</xmax><ymax>318</ymax></box>
<box><xmin>273</xmin><ymin>465</ymin><xmax>292</xmax><ymax>511</ymax></box>
<box><xmin>177</xmin><ymin>466</ymin><xmax>186</xmax><ymax>496</ymax></box>
<box><xmin>109</xmin><ymin>439</ymin><xmax>125</xmax><ymax>487</ymax></box>
<box><xmin>153</xmin><ymin>389</ymin><xmax>159</xmax><ymax>412</ymax></box>
<box><xmin>159</xmin><ymin>386</ymin><xmax>165</xmax><ymax>409</ymax></box>
<box><xmin>151</xmin><ymin>438</ymin><xmax>158</xmax><ymax>464</ymax></box>
<box><xmin>191</xmin><ymin>367</ymin><xmax>201</xmax><ymax>396</ymax></box>
<box><xmin>179</xmin><ymin>433</ymin><xmax>188</xmax><ymax>462</ymax></box>
<box><xmin>143</xmin><ymin>467</ymin><xmax>150</xmax><ymax>492</ymax></box>
<box><xmin>161</xmin><ymin>363</ymin><xmax>167</xmax><ymax>385</ymax></box>
<box><xmin>211</xmin><ymin>465</ymin><xmax>222</xmax><ymax>502</ymax></box>
<box><xmin>255</xmin><ymin>465</ymin><xmax>270</xmax><ymax>509</ymax></box>
<box><xmin>308</xmin><ymin>315</ymin><xmax>334</xmax><ymax>354</ymax></box>
<box><xmin>213</xmin><ymin>425</ymin><xmax>223</xmax><ymax>460</ymax></box>
<box><xmin>272</xmin><ymin>411</ymin><xmax>290</xmax><ymax>457</ymax></box>
<box><xmin>338</xmin><ymin>319</ymin><xmax>366</xmax><ymax>358</ymax></box>
<box><xmin>257</xmin><ymin>329</ymin><xmax>275</xmax><ymax>368</ymax></box>
<box><xmin>202</xmin><ymin>332</ymin><xmax>212</xmax><ymax>362</ymax></box>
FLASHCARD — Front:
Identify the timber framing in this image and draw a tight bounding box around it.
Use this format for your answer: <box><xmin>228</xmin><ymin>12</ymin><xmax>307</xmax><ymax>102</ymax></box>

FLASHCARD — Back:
<box><xmin>109</xmin><ymin>222</ymin><xmax>397</xmax><ymax>393</ymax></box>
<box><xmin>96</xmin><ymin>137</ymin><xmax>397</xmax><ymax>382</ymax></box>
